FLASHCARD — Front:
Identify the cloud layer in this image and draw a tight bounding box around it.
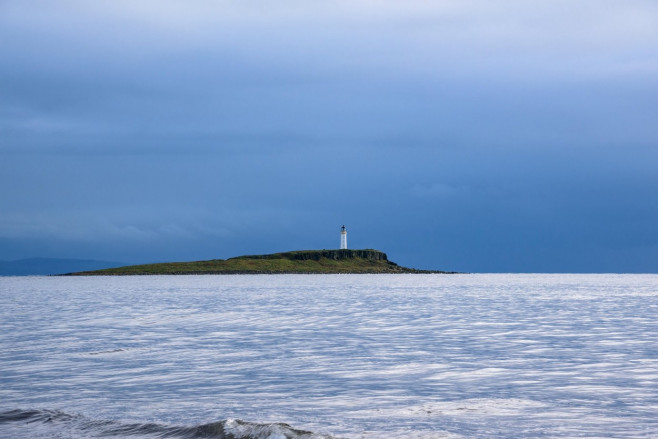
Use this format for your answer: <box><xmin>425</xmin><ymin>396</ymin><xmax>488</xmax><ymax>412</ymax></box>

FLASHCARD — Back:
<box><xmin>1</xmin><ymin>1</ymin><xmax>657</xmax><ymax>271</ymax></box>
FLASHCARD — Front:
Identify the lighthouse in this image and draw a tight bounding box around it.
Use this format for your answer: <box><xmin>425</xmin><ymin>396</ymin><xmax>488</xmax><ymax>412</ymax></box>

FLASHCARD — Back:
<box><xmin>340</xmin><ymin>225</ymin><xmax>347</xmax><ymax>249</ymax></box>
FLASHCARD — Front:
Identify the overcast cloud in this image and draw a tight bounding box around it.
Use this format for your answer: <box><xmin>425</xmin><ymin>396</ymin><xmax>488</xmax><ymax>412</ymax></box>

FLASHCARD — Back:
<box><xmin>1</xmin><ymin>1</ymin><xmax>657</xmax><ymax>272</ymax></box>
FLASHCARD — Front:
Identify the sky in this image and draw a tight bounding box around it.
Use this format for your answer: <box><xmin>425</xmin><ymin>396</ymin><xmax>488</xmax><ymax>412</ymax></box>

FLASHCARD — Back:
<box><xmin>1</xmin><ymin>1</ymin><xmax>657</xmax><ymax>273</ymax></box>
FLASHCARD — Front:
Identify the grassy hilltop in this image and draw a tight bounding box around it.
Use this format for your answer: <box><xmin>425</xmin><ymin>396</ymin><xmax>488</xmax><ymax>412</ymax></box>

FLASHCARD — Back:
<box><xmin>66</xmin><ymin>249</ymin><xmax>451</xmax><ymax>275</ymax></box>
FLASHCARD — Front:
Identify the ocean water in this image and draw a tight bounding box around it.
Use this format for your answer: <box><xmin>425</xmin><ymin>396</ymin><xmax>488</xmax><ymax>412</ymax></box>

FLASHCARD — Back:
<box><xmin>0</xmin><ymin>274</ymin><xmax>657</xmax><ymax>438</ymax></box>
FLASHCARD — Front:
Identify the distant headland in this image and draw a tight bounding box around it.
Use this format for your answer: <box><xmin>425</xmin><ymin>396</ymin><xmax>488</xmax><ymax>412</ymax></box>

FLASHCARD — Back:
<box><xmin>64</xmin><ymin>249</ymin><xmax>456</xmax><ymax>275</ymax></box>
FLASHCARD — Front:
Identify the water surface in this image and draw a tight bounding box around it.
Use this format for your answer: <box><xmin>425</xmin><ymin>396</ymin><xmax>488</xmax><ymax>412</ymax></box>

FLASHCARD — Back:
<box><xmin>1</xmin><ymin>274</ymin><xmax>656</xmax><ymax>438</ymax></box>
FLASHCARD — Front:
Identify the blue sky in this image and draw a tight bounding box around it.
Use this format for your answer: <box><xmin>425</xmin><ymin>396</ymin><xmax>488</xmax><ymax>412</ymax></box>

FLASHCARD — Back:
<box><xmin>1</xmin><ymin>1</ymin><xmax>657</xmax><ymax>272</ymax></box>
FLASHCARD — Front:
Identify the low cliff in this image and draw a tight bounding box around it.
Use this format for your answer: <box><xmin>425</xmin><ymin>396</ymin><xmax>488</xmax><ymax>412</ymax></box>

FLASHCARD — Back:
<box><xmin>237</xmin><ymin>249</ymin><xmax>389</xmax><ymax>262</ymax></box>
<box><xmin>66</xmin><ymin>249</ymin><xmax>452</xmax><ymax>275</ymax></box>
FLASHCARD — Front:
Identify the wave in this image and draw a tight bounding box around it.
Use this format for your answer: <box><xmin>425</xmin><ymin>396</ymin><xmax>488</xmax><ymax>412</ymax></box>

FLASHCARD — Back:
<box><xmin>0</xmin><ymin>408</ymin><xmax>337</xmax><ymax>439</ymax></box>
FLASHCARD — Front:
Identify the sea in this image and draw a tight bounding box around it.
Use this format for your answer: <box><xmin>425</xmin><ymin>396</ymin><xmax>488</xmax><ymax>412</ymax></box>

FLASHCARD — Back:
<box><xmin>1</xmin><ymin>274</ymin><xmax>657</xmax><ymax>438</ymax></box>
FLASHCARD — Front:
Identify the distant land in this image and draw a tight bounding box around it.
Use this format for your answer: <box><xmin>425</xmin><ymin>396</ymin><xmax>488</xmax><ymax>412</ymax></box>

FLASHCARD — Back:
<box><xmin>65</xmin><ymin>249</ymin><xmax>456</xmax><ymax>275</ymax></box>
<box><xmin>0</xmin><ymin>258</ymin><xmax>125</xmax><ymax>276</ymax></box>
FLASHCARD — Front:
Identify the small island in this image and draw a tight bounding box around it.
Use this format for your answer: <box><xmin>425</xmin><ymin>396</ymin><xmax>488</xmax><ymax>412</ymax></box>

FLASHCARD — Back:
<box><xmin>65</xmin><ymin>249</ymin><xmax>454</xmax><ymax>275</ymax></box>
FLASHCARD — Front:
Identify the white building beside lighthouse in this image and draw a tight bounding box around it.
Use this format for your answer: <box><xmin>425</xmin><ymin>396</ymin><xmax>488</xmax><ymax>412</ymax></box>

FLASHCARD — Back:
<box><xmin>340</xmin><ymin>225</ymin><xmax>347</xmax><ymax>249</ymax></box>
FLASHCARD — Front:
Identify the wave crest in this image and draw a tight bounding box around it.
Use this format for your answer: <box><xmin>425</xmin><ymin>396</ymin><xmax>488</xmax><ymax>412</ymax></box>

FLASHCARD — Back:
<box><xmin>0</xmin><ymin>408</ymin><xmax>335</xmax><ymax>439</ymax></box>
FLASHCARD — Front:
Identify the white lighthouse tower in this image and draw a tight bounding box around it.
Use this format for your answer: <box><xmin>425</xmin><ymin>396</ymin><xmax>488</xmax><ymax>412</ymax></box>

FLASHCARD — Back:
<box><xmin>340</xmin><ymin>225</ymin><xmax>347</xmax><ymax>249</ymax></box>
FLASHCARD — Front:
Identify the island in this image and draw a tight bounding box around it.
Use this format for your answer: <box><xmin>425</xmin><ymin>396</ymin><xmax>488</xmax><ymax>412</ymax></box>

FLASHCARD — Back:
<box><xmin>65</xmin><ymin>249</ymin><xmax>455</xmax><ymax>275</ymax></box>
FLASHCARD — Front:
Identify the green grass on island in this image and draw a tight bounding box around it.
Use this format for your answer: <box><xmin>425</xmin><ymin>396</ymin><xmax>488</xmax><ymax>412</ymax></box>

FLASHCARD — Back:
<box><xmin>66</xmin><ymin>249</ymin><xmax>453</xmax><ymax>275</ymax></box>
